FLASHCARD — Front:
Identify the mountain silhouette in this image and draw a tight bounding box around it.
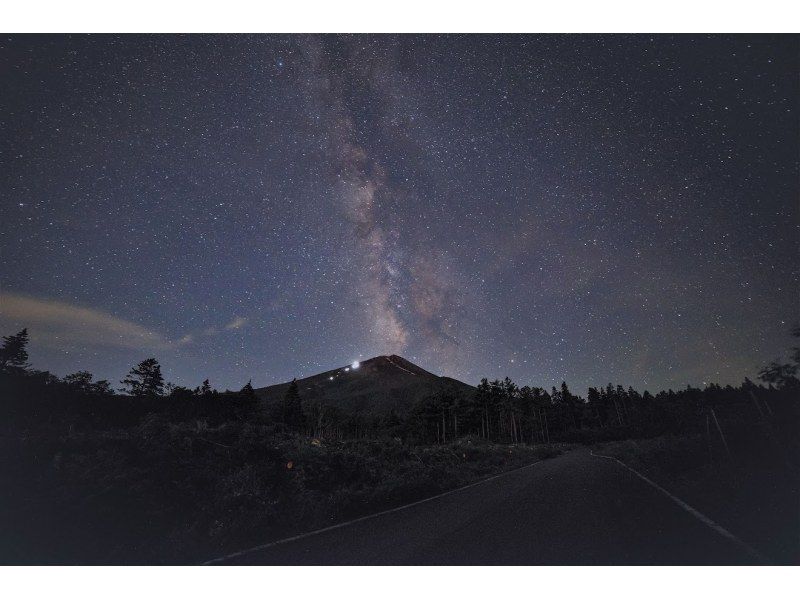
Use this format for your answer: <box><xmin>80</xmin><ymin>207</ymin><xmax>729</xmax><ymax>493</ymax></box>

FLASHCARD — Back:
<box><xmin>255</xmin><ymin>355</ymin><xmax>474</xmax><ymax>414</ymax></box>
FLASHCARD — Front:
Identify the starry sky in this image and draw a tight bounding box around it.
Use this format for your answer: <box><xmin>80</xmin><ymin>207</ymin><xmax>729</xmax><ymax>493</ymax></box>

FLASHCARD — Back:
<box><xmin>1</xmin><ymin>34</ymin><xmax>797</xmax><ymax>393</ymax></box>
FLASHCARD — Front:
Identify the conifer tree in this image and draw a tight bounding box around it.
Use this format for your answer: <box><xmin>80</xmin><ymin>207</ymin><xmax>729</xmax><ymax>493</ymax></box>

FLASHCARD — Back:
<box><xmin>64</xmin><ymin>371</ymin><xmax>94</xmax><ymax>392</ymax></box>
<box><xmin>283</xmin><ymin>378</ymin><xmax>306</xmax><ymax>431</ymax></box>
<box><xmin>241</xmin><ymin>380</ymin><xmax>256</xmax><ymax>400</ymax></box>
<box><xmin>0</xmin><ymin>328</ymin><xmax>29</xmax><ymax>372</ymax></box>
<box><xmin>121</xmin><ymin>358</ymin><xmax>165</xmax><ymax>397</ymax></box>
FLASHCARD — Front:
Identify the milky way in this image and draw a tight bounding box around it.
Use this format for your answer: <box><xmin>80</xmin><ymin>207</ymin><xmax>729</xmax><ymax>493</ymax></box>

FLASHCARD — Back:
<box><xmin>0</xmin><ymin>34</ymin><xmax>797</xmax><ymax>392</ymax></box>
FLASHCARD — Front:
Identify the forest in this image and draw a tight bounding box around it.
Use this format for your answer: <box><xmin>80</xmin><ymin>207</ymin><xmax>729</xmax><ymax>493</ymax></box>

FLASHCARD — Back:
<box><xmin>0</xmin><ymin>326</ymin><xmax>798</xmax><ymax>563</ymax></box>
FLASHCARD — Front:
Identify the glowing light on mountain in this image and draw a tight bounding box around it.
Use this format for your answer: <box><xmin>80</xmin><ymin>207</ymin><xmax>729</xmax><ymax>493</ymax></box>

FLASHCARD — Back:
<box><xmin>352</xmin><ymin>361</ymin><xmax>360</xmax><ymax>369</ymax></box>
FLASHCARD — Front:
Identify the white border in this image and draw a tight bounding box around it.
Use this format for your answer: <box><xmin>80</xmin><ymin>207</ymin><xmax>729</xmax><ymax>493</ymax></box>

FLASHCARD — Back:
<box><xmin>1</xmin><ymin>1</ymin><xmax>799</xmax><ymax>33</ymax></box>
<box><xmin>2</xmin><ymin>8</ymin><xmax>798</xmax><ymax>596</ymax></box>
<box><xmin>3</xmin><ymin>565</ymin><xmax>799</xmax><ymax>598</ymax></box>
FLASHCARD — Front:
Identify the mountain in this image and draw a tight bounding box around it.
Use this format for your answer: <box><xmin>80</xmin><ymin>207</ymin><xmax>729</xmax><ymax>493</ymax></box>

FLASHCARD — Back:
<box><xmin>255</xmin><ymin>355</ymin><xmax>474</xmax><ymax>415</ymax></box>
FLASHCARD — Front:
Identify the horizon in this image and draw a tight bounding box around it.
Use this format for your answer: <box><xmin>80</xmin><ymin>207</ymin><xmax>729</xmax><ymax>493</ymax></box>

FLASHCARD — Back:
<box><xmin>1</xmin><ymin>334</ymin><xmax>791</xmax><ymax>397</ymax></box>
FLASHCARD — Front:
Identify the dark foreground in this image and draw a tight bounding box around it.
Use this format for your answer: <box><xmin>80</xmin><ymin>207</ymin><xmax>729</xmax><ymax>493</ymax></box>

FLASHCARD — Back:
<box><xmin>211</xmin><ymin>449</ymin><xmax>762</xmax><ymax>565</ymax></box>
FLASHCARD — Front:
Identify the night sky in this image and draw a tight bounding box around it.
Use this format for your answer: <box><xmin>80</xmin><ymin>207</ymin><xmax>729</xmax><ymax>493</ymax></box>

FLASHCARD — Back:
<box><xmin>1</xmin><ymin>34</ymin><xmax>797</xmax><ymax>393</ymax></box>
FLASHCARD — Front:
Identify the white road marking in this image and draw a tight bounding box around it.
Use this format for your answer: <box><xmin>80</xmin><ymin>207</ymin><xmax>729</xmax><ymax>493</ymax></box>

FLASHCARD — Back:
<box><xmin>201</xmin><ymin>456</ymin><xmax>547</xmax><ymax>565</ymax></box>
<box><xmin>590</xmin><ymin>451</ymin><xmax>771</xmax><ymax>564</ymax></box>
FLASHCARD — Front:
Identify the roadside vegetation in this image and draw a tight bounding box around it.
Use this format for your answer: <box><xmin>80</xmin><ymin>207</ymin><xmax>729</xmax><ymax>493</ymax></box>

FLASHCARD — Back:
<box><xmin>1</xmin><ymin>412</ymin><xmax>562</xmax><ymax>564</ymax></box>
<box><xmin>0</xmin><ymin>326</ymin><xmax>797</xmax><ymax>563</ymax></box>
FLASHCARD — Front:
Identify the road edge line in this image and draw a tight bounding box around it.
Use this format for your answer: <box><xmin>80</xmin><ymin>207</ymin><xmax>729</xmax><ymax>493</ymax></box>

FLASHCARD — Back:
<box><xmin>200</xmin><ymin>452</ymin><xmax>555</xmax><ymax>565</ymax></box>
<box><xmin>590</xmin><ymin>450</ymin><xmax>771</xmax><ymax>564</ymax></box>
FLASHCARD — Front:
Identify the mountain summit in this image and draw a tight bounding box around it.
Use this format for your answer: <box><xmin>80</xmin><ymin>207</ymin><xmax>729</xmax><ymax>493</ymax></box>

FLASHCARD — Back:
<box><xmin>255</xmin><ymin>355</ymin><xmax>474</xmax><ymax>414</ymax></box>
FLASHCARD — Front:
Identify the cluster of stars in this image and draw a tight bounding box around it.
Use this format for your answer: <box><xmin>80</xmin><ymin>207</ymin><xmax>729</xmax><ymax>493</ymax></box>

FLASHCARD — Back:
<box><xmin>0</xmin><ymin>34</ymin><xmax>796</xmax><ymax>393</ymax></box>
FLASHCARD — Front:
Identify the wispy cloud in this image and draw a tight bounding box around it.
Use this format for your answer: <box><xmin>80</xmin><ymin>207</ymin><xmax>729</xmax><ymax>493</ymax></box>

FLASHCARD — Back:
<box><xmin>0</xmin><ymin>292</ymin><xmax>251</xmax><ymax>353</ymax></box>
<box><xmin>0</xmin><ymin>292</ymin><xmax>170</xmax><ymax>351</ymax></box>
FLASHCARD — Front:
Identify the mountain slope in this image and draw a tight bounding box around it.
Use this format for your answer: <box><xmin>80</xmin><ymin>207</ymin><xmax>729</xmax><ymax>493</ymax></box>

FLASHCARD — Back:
<box><xmin>255</xmin><ymin>355</ymin><xmax>474</xmax><ymax>414</ymax></box>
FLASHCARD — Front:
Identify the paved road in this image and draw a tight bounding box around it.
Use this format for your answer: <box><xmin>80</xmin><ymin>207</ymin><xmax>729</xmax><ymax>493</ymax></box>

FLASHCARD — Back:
<box><xmin>216</xmin><ymin>449</ymin><xmax>758</xmax><ymax>565</ymax></box>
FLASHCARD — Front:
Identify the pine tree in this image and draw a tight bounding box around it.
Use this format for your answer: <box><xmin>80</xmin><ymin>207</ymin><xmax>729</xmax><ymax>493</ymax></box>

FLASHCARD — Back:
<box><xmin>473</xmin><ymin>378</ymin><xmax>492</xmax><ymax>439</ymax></box>
<box><xmin>0</xmin><ymin>328</ymin><xmax>29</xmax><ymax>372</ymax></box>
<box><xmin>64</xmin><ymin>370</ymin><xmax>94</xmax><ymax>392</ymax></box>
<box><xmin>283</xmin><ymin>378</ymin><xmax>306</xmax><ymax>431</ymax></box>
<box><xmin>587</xmin><ymin>387</ymin><xmax>603</xmax><ymax>426</ymax></box>
<box><xmin>240</xmin><ymin>380</ymin><xmax>256</xmax><ymax>400</ymax></box>
<box><xmin>121</xmin><ymin>358</ymin><xmax>165</xmax><ymax>397</ymax></box>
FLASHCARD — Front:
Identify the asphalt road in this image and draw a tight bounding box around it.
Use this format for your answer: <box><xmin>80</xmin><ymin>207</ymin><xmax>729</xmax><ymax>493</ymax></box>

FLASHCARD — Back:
<box><xmin>214</xmin><ymin>449</ymin><xmax>759</xmax><ymax>565</ymax></box>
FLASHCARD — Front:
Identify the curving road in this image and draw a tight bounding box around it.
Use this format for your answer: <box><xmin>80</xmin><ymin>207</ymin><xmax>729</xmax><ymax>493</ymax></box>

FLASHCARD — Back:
<box><xmin>209</xmin><ymin>449</ymin><xmax>760</xmax><ymax>565</ymax></box>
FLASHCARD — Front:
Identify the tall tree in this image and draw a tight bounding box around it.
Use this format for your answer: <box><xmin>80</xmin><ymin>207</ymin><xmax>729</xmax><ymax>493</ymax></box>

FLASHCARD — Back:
<box><xmin>121</xmin><ymin>358</ymin><xmax>165</xmax><ymax>397</ymax></box>
<box><xmin>473</xmin><ymin>379</ymin><xmax>492</xmax><ymax>439</ymax></box>
<box><xmin>0</xmin><ymin>328</ymin><xmax>29</xmax><ymax>372</ymax></box>
<box><xmin>587</xmin><ymin>387</ymin><xmax>603</xmax><ymax>426</ymax></box>
<box><xmin>283</xmin><ymin>378</ymin><xmax>306</xmax><ymax>431</ymax></box>
<box><xmin>240</xmin><ymin>380</ymin><xmax>256</xmax><ymax>400</ymax></box>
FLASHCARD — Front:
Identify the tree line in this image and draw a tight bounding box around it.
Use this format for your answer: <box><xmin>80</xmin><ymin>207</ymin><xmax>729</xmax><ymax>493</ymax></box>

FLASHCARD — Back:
<box><xmin>1</xmin><ymin>326</ymin><xmax>798</xmax><ymax>446</ymax></box>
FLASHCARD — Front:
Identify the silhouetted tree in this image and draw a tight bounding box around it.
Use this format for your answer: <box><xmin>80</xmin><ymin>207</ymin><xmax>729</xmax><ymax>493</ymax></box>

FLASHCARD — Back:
<box><xmin>121</xmin><ymin>358</ymin><xmax>165</xmax><ymax>397</ymax></box>
<box><xmin>240</xmin><ymin>380</ymin><xmax>256</xmax><ymax>400</ymax></box>
<box><xmin>606</xmin><ymin>383</ymin><xmax>624</xmax><ymax>425</ymax></box>
<box><xmin>283</xmin><ymin>378</ymin><xmax>306</xmax><ymax>431</ymax></box>
<box><xmin>587</xmin><ymin>387</ymin><xmax>603</xmax><ymax>426</ymax></box>
<box><xmin>91</xmin><ymin>379</ymin><xmax>115</xmax><ymax>396</ymax></box>
<box><xmin>473</xmin><ymin>379</ymin><xmax>492</xmax><ymax>440</ymax></box>
<box><xmin>757</xmin><ymin>327</ymin><xmax>800</xmax><ymax>389</ymax></box>
<box><xmin>0</xmin><ymin>328</ymin><xmax>29</xmax><ymax>372</ymax></box>
<box><xmin>63</xmin><ymin>370</ymin><xmax>114</xmax><ymax>396</ymax></box>
<box><xmin>501</xmin><ymin>377</ymin><xmax>519</xmax><ymax>442</ymax></box>
<box><xmin>64</xmin><ymin>370</ymin><xmax>114</xmax><ymax>396</ymax></box>
<box><xmin>64</xmin><ymin>371</ymin><xmax>94</xmax><ymax>392</ymax></box>
<box><xmin>758</xmin><ymin>361</ymin><xmax>799</xmax><ymax>389</ymax></box>
<box><xmin>168</xmin><ymin>385</ymin><xmax>196</xmax><ymax>400</ymax></box>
